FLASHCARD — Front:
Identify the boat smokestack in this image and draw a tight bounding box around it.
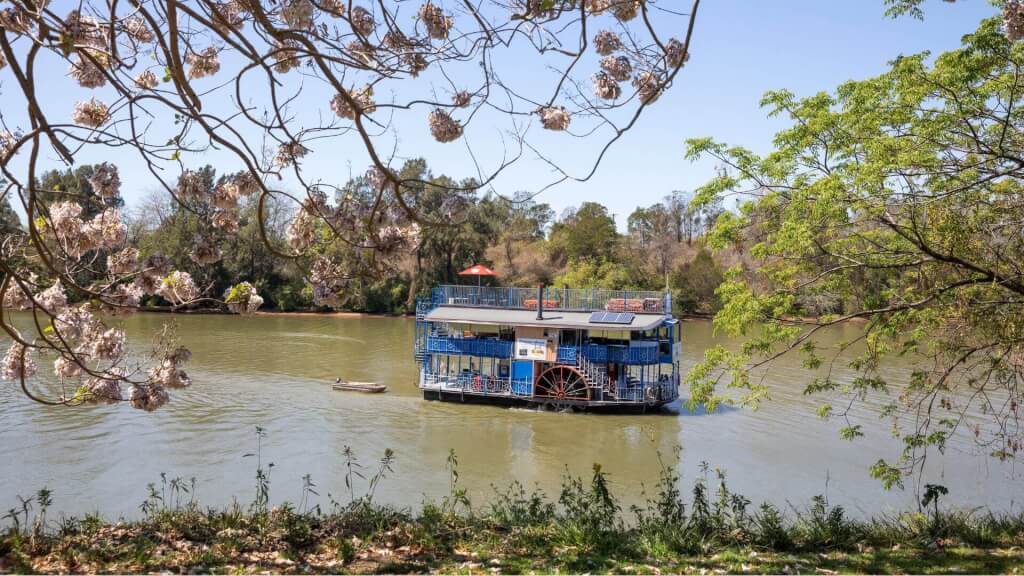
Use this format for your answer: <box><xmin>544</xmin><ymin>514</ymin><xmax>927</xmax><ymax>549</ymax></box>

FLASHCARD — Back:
<box><xmin>536</xmin><ymin>283</ymin><xmax>545</xmax><ymax>320</ymax></box>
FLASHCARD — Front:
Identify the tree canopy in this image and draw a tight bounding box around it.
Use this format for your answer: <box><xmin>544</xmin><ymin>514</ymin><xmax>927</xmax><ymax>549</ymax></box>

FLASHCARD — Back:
<box><xmin>686</xmin><ymin>15</ymin><xmax>1024</xmax><ymax>486</ymax></box>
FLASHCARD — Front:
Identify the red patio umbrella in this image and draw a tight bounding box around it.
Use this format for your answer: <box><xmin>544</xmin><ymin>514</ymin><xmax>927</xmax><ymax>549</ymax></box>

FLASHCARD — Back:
<box><xmin>458</xmin><ymin>263</ymin><xmax>497</xmax><ymax>287</ymax></box>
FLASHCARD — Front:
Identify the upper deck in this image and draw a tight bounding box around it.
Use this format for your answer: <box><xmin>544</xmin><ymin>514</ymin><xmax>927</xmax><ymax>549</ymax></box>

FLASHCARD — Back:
<box><xmin>428</xmin><ymin>285</ymin><xmax>671</xmax><ymax>316</ymax></box>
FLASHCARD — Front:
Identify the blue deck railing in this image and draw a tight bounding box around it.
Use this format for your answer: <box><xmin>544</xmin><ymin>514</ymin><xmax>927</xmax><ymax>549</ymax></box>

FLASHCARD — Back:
<box><xmin>426</xmin><ymin>337</ymin><xmax>661</xmax><ymax>365</ymax></box>
<box><xmin>419</xmin><ymin>369</ymin><xmax>679</xmax><ymax>404</ymax></box>
<box><xmin>557</xmin><ymin>342</ymin><xmax>659</xmax><ymax>364</ymax></box>
<box><xmin>425</xmin><ymin>336</ymin><xmax>514</xmax><ymax>359</ymax></box>
<box><xmin>431</xmin><ymin>285</ymin><xmax>668</xmax><ymax>313</ymax></box>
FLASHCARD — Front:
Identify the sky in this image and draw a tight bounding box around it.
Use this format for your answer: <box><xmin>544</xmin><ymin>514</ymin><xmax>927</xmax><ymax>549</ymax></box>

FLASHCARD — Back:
<box><xmin>0</xmin><ymin>0</ymin><xmax>1000</xmax><ymax>231</ymax></box>
<box><xmin>575</xmin><ymin>0</ymin><xmax>997</xmax><ymax>228</ymax></box>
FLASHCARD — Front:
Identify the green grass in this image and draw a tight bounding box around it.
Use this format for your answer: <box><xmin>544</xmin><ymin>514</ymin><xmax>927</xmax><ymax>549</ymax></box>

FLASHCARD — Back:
<box><xmin>2</xmin><ymin>454</ymin><xmax>1022</xmax><ymax>574</ymax></box>
<box><xmin>3</xmin><ymin>512</ymin><xmax>1022</xmax><ymax>574</ymax></box>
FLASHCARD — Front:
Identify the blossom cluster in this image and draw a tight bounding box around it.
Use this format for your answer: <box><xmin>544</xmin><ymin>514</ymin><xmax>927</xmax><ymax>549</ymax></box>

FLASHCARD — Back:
<box><xmin>331</xmin><ymin>85</ymin><xmax>376</xmax><ymax>119</ymax></box>
<box><xmin>224</xmin><ymin>281</ymin><xmax>265</xmax><ymax>314</ymax></box>
<box><xmin>1006</xmin><ymin>0</ymin><xmax>1024</xmax><ymax>42</ymax></box>
<box><xmin>0</xmin><ymin>276</ymin><xmax>194</xmax><ymax>412</ymax></box>
<box><xmin>418</xmin><ymin>2</ymin><xmax>452</xmax><ymax>40</ymax></box>
<box><xmin>47</xmin><ymin>202</ymin><xmax>127</xmax><ymax>260</ymax></box>
<box><xmin>538</xmin><ymin>106</ymin><xmax>571</xmax><ymax>131</ymax></box>
<box><xmin>428</xmin><ymin>109</ymin><xmax>463</xmax><ymax>142</ymax></box>
<box><xmin>71</xmin><ymin>98</ymin><xmax>111</xmax><ymax>128</ymax></box>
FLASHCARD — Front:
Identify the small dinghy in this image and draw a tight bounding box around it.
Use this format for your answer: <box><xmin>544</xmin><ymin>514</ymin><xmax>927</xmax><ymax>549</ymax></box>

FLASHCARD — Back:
<box><xmin>332</xmin><ymin>379</ymin><xmax>388</xmax><ymax>393</ymax></box>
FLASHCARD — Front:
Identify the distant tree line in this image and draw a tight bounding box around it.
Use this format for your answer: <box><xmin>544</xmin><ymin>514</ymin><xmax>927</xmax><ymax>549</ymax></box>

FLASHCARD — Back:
<box><xmin>0</xmin><ymin>161</ymin><xmax>729</xmax><ymax>316</ymax></box>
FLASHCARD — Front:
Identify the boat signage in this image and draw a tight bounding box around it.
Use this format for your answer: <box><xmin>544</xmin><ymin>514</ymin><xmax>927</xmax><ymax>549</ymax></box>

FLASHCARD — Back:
<box><xmin>515</xmin><ymin>337</ymin><xmax>548</xmax><ymax>360</ymax></box>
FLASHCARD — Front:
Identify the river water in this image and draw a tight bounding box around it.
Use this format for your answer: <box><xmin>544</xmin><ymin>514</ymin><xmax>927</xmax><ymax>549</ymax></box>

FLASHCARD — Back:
<box><xmin>1</xmin><ymin>313</ymin><xmax>1019</xmax><ymax>519</ymax></box>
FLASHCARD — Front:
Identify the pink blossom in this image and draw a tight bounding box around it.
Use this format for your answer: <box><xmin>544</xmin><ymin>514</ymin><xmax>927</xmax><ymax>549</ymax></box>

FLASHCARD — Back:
<box><xmin>320</xmin><ymin>0</ymin><xmax>345</xmax><ymax>17</ymax></box>
<box><xmin>157</xmin><ymin>271</ymin><xmax>199</xmax><ymax>305</ymax></box>
<box><xmin>610</xmin><ymin>0</ymin><xmax>640</xmax><ymax>22</ymax></box>
<box><xmin>212</xmin><ymin>182</ymin><xmax>242</xmax><ymax>210</ymax></box>
<box><xmin>286</xmin><ymin>209</ymin><xmax>317</xmax><ymax>250</ymax></box>
<box><xmin>633</xmin><ymin>71</ymin><xmax>662</xmax><ymax>104</ymax></box>
<box><xmin>212</xmin><ymin>210</ymin><xmax>240</xmax><ymax>232</ymax></box>
<box><xmin>593</xmin><ymin>31</ymin><xmax>622</xmax><ymax>56</ymax></box>
<box><xmin>54</xmin><ymin>355</ymin><xmax>84</xmax><ymax>379</ymax></box>
<box><xmin>331</xmin><ymin>85</ymin><xmax>375</xmax><ymax>119</ymax></box>
<box><xmin>592</xmin><ymin>72</ymin><xmax>621</xmax><ymax>100</ymax></box>
<box><xmin>86</xmin><ymin>374</ymin><xmax>124</xmax><ymax>404</ymax></box>
<box><xmin>234</xmin><ymin>172</ymin><xmax>261</xmax><ymax>197</ymax></box>
<box><xmin>64</xmin><ymin>10</ymin><xmax>101</xmax><ymax>45</ymax></box>
<box><xmin>135</xmin><ymin>70</ymin><xmax>159</xmax><ymax>90</ymax></box>
<box><xmin>1006</xmin><ymin>0</ymin><xmax>1024</xmax><ymax>42</ymax></box>
<box><xmin>0</xmin><ymin>7</ymin><xmax>33</xmax><ymax>36</ymax></box>
<box><xmin>88</xmin><ymin>327</ymin><xmax>126</xmax><ymax>360</ymax></box>
<box><xmin>1</xmin><ymin>342</ymin><xmax>36</xmax><ymax>381</ymax></box>
<box><xmin>107</xmin><ymin>247</ymin><xmax>139</xmax><ymax>275</ymax></box>
<box><xmin>210</xmin><ymin>2</ymin><xmax>245</xmax><ymax>32</ymax></box>
<box><xmin>176</xmin><ymin>170</ymin><xmax>208</xmax><ymax>202</ymax></box>
<box><xmin>55</xmin><ymin>307</ymin><xmax>98</xmax><ymax>340</ymax></box>
<box><xmin>186</xmin><ymin>47</ymin><xmax>221</xmax><ymax>79</ymax></box>
<box><xmin>350</xmin><ymin>5</ymin><xmax>375</xmax><ymax>36</ymax></box>
<box><xmin>0</xmin><ymin>130</ymin><xmax>21</xmax><ymax>159</ymax></box>
<box><xmin>142</xmin><ymin>253</ymin><xmax>174</xmax><ymax>279</ymax></box>
<box><xmin>418</xmin><ymin>2</ymin><xmax>452</xmax><ymax>40</ymax></box>
<box><xmin>538</xmin><ymin>106</ymin><xmax>570</xmax><ymax>131</ymax></box>
<box><xmin>272</xmin><ymin>40</ymin><xmax>302</xmax><ymax>73</ymax></box>
<box><xmin>106</xmin><ymin>282</ymin><xmax>143</xmax><ymax>310</ymax></box>
<box><xmin>453</xmin><ymin>91</ymin><xmax>472</xmax><ymax>108</ymax></box>
<box><xmin>92</xmin><ymin>208</ymin><xmax>127</xmax><ymax>249</ymax></box>
<box><xmin>124</xmin><ymin>15</ymin><xmax>154</xmax><ymax>42</ymax></box>
<box><xmin>35</xmin><ymin>281</ymin><xmax>68</xmax><ymax>313</ymax></box>
<box><xmin>600</xmin><ymin>55</ymin><xmax>632</xmax><ymax>82</ymax></box>
<box><xmin>2</xmin><ymin>272</ymin><xmax>36</xmax><ymax>310</ymax></box>
<box><xmin>190</xmin><ymin>235</ymin><xmax>223</xmax><ymax>265</ymax></box>
<box><xmin>88</xmin><ymin>162</ymin><xmax>121</xmax><ymax>199</ymax></box>
<box><xmin>274</xmin><ymin>142</ymin><xmax>309</xmax><ymax>167</ymax></box>
<box><xmin>665</xmin><ymin>38</ymin><xmax>689</xmax><ymax>69</ymax></box>
<box><xmin>281</xmin><ymin>0</ymin><xmax>314</xmax><ymax>29</ymax></box>
<box><xmin>69</xmin><ymin>54</ymin><xmax>107</xmax><ymax>88</ymax></box>
<box><xmin>428</xmin><ymin>109</ymin><xmax>462</xmax><ymax>142</ymax></box>
<box><xmin>72</xmin><ymin>98</ymin><xmax>111</xmax><ymax>128</ymax></box>
<box><xmin>309</xmin><ymin>257</ymin><xmax>348</xmax><ymax>308</ymax></box>
<box><xmin>129</xmin><ymin>384</ymin><xmax>169</xmax><ymax>411</ymax></box>
<box><xmin>224</xmin><ymin>281</ymin><xmax>264</xmax><ymax>314</ymax></box>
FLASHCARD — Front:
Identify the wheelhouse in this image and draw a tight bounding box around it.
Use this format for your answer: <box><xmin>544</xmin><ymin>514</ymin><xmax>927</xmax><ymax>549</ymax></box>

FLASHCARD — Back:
<box><xmin>414</xmin><ymin>285</ymin><xmax>681</xmax><ymax>412</ymax></box>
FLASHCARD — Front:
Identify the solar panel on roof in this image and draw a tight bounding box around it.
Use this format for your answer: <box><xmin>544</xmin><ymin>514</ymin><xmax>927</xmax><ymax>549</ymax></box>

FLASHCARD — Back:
<box><xmin>589</xmin><ymin>311</ymin><xmax>635</xmax><ymax>324</ymax></box>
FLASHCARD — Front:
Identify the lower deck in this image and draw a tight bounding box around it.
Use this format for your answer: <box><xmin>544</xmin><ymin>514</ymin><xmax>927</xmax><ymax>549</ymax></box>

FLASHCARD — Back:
<box><xmin>417</xmin><ymin>365</ymin><xmax>679</xmax><ymax>410</ymax></box>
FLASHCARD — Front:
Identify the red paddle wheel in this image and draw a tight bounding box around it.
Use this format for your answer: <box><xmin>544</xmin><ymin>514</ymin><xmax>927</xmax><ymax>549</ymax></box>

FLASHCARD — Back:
<box><xmin>534</xmin><ymin>365</ymin><xmax>591</xmax><ymax>401</ymax></box>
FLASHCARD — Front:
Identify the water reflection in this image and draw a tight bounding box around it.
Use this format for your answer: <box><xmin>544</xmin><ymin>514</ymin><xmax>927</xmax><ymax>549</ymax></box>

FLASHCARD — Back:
<box><xmin>0</xmin><ymin>313</ymin><xmax>1019</xmax><ymax>519</ymax></box>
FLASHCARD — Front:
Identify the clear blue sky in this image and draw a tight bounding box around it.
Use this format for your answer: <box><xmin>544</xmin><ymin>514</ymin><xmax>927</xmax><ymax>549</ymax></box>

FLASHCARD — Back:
<box><xmin>572</xmin><ymin>0</ymin><xmax>998</xmax><ymax>229</ymax></box>
<box><xmin>0</xmin><ymin>0</ymin><xmax>999</xmax><ymax>229</ymax></box>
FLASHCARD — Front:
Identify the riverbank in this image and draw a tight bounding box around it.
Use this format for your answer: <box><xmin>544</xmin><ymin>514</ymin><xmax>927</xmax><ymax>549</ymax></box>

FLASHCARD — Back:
<box><xmin>136</xmin><ymin>306</ymin><xmax>405</xmax><ymax>318</ymax></box>
<box><xmin>3</xmin><ymin>503</ymin><xmax>1022</xmax><ymax>574</ymax></box>
<box><xmin>3</xmin><ymin>466</ymin><xmax>1023</xmax><ymax>575</ymax></box>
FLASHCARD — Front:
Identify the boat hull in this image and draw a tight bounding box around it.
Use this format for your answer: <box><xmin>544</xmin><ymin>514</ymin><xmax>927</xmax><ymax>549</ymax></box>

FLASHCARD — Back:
<box><xmin>421</xmin><ymin>389</ymin><xmax>673</xmax><ymax>414</ymax></box>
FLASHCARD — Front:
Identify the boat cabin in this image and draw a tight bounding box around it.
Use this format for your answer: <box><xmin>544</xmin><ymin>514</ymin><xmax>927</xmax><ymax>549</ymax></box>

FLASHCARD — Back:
<box><xmin>414</xmin><ymin>285</ymin><xmax>681</xmax><ymax>411</ymax></box>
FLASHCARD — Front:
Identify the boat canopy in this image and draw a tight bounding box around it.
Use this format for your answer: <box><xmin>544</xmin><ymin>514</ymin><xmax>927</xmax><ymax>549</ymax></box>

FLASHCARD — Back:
<box><xmin>424</xmin><ymin>306</ymin><xmax>667</xmax><ymax>331</ymax></box>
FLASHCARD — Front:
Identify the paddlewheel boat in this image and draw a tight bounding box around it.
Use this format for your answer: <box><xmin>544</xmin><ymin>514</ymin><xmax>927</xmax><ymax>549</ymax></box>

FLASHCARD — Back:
<box><xmin>413</xmin><ymin>285</ymin><xmax>681</xmax><ymax>412</ymax></box>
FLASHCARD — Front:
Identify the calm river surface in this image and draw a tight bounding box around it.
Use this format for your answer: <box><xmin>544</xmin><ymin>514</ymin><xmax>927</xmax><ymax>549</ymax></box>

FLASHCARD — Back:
<box><xmin>1</xmin><ymin>313</ymin><xmax>1020</xmax><ymax>519</ymax></box>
